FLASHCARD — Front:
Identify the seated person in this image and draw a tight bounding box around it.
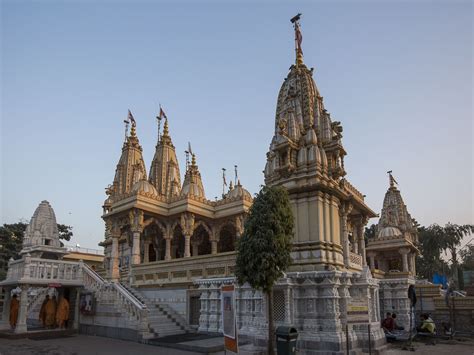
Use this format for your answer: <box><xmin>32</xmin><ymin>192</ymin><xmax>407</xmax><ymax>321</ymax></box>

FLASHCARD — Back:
<box><xmin>382</xmin><ymin>312</ymin><xmax>394</xmax><ymax>333</ymax></box>
<box><xmin>417</xmin><ymin>314</ymin><xmax>436</xmax><ymax>334</ymax></box>
<box><xmin>392</xmin><ymin>313</ymin><xmax>405</xmax><ymax>331</ymax></box>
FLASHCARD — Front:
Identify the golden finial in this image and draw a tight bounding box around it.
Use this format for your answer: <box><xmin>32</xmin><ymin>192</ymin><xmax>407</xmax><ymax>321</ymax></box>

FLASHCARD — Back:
<box><xmin>163</xmin><ymin>118</ymin><xmax>169</xmax><ymax>137</ymax></box>
<box><xmin>191</xmin><ymin>153</ymin><xmax>196</xmax><ymax>167</ymax></box>
<box><xmin>291</xmin><ymin>13</ymin><xmax>304</xmax><ymax>66</ymax></box>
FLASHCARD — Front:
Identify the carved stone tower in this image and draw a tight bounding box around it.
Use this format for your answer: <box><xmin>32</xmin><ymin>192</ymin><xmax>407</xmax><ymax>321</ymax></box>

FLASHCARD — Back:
<box><xmin>264</xmin><ymin>16</ymin><xmax>376</xmax><ymax>271</ymax></box>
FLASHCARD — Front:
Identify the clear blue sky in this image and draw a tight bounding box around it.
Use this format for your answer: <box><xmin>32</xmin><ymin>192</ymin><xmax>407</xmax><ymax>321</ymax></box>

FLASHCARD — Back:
<box><xmin>1</xmin><ymin>0</ymin><xmax>472</xmax><ymax>249</ymax></box>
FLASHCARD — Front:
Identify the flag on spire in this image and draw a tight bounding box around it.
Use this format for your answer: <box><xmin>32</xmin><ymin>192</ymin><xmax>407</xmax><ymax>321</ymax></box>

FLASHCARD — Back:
<box><xmin>128</xmin><ymin>110</ymin><xmax>136</xmax><ymax>126</ymax></box>
<box><xmin>188</xmin><ymin>142</ymin><xmax>193</xmax><ymax>155</ymax></box>
<box><xmin>159</xmin><ymin>106</ymin><xmax>167</xmax><ymax>120</ymax></box>
<box><xmin>295</xmin><ymin>22</ymin><xmax>303</xmax><ymax>55</ymax></box>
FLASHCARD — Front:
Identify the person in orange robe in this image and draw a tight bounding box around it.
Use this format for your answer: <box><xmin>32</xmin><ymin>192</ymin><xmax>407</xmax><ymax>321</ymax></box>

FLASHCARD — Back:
<box><xmin>39</xmin><ymin>295</ymin><xmax>50</xmax><ymax>327</ymax></box>
<box><xmin>45</xmin><ymin>295</ymin><xmax>57</xmax><ymax>328</ymax></box>
<box><xmin>56</xmin><ymin>296</ymin><xmax>70</xmax><ymax>329</ymax></box>
<box><xmin>9</xmin><ymin>294</ymin><xmax>19</xmax><ymax>329</ymax></box>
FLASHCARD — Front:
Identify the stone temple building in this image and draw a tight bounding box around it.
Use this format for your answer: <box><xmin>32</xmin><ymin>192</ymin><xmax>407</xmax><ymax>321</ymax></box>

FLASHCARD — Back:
<box><xmin>95</xmin><ymin>17</ymin><xmax>387</xmax><ymax>353</ymax></box>
<box><xmin>367</xmin><ymin>173</ymin><xmax>419</xmax><ymax>330</ymax></box>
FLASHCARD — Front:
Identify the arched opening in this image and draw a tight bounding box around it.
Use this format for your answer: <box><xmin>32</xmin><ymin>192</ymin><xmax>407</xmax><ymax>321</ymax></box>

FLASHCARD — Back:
<box><xmin>218</xmin><ymin>223</ymin><xmax>236</xmax><ymax>253</ymax></box>
<box><xmin>192</xmin><ymin>224</ymin><xmax>211</xmax><ymax>256</ymax></box>
<box><xmin>143</xmin><ymin>223</ymin><xmax>165</xmax><ymax>262</ymax></box>
<box><xmin>148</xmin><ymin>243</ymin><xmax>157</xmax><ymax>262</ymax></box>
<box><xmin>172</xmin><ymin>225</ymin><xmax>185</xmax><ymax>259</ymax></box>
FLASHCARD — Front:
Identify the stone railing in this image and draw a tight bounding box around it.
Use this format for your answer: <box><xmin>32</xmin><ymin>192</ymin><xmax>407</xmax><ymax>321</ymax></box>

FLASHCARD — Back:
<box><xmin>81</xmin><ymin>264</ymin><xmax>149</xmax><ymax>330</ymax></box>
<box><xmin>27</xmin><ymin>287</ymin><xmax>49</xmax><ymax>314</ymax></box>
<box><xmin>5</xmin><ymin>256</ymin><xmax>83</xmax><ymax>286</ymax></box>
<box><xmin>349</xmin><ymin>252</ymin><xmax>363</xmax><ymax>271</ymax></box>
<box><xmin>132</xmin><ymin>252</ymin><xmax>237</xmax><ymax>287</ymax></box>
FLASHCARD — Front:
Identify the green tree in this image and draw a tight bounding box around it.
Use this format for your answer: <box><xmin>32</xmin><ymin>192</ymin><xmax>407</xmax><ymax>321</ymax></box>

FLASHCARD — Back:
<box><xmin>460</xmin><ymin>244</ymin><xmax>474</xmax><ymax>271</ymax></box>
<box><xmin>416</xmin><ymin>225</ymin><xmax>449</xmax><ymax>280</ymax></box>
<box><xmin>235</xmin><ymin>186</ymin><xmax>294</xmax><ymax>355</ymax></box>
<box><xmin>364</xmin><ymin>224</ymin><xmax>377</xmax><ymax>243</ymax></box>
<box><xmin>0</xmin><ymin>222</ymin><xmax>73</xmax><ymax>280</ymax></box>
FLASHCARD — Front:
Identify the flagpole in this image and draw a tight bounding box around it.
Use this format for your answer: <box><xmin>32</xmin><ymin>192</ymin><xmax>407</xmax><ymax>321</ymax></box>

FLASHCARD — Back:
<box><xmin>222</xmin><ymin>168</ymin><xmax>227</xmax><ymax>198</ymax></box>
<box><xmin>157</xmin><ymin>104</ymin><xmax>162</xmax><ymax>143</ymax></box>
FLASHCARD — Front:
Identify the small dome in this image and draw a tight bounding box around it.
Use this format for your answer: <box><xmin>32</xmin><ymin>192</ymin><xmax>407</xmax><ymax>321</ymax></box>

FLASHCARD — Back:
<box><xmin>378</xmin><ymin>226</ymin><xmax>402</xmax><ymax>239</ymax></box>
<box><xmin>132</xmin><ymin>180</ymin><xmax>158</xmax><ymax>196</ymax></box>
<box><xmin>227</xmin><ymin>181</ymin><xmax>252</xmax><ymax>200</ymax></box>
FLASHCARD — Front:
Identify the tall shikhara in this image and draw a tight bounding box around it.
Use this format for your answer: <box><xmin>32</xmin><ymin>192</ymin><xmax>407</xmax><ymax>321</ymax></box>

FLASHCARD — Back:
<box><xmin>264</xmin><ymin>15</ymin><xmax>376</xmax><ymax>271</ymax></box>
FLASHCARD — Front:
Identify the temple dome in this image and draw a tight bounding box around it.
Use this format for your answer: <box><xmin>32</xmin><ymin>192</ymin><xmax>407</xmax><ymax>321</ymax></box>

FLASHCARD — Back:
<box><xmin>181</xmin><ymin>154</ymin><xmax>206</xmax><ymax>199</ymax></box>
<box><xmin>132</xmin><ymin>180</ymin><xmax>158</xmax><ymax>196</ymax></box>
<box><xmin>227</xmin><ymin>181</ymin><xmax>252</xmax><ymax>200</ymax></box>
<box><xmin>378</xmin><ymin>226</ymin><xmax>402</xmax><ymax>239</ymax></box>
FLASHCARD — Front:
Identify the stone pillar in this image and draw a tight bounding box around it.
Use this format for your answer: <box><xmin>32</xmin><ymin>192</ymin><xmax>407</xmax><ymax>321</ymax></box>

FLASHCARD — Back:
<box><xmin>184</xmin><ymin>235</ymin><xmax>191</xmax><ymax>258</ymax></box>
<box><xmin>74</xmin><ymin>288</ymin><xmax>80</xmax><ymax>330</ymax></box>
<box><xmin>353</xmin><ymin>232</ymin><xmax>359</xmax><ymax>254</ymax></box>
<box><xmin>131</xmin><ymin>231</ymin><xmax>141</xmax><ymax>265</ymax></box>
<box><xmin>192</xmin><ymin>243</ymin><xmax>199</xmax><ymax>257</ymax></box>
<box><xmin>15</xmin><ymin>285</ymin><xmax>29</xmax><ymax>333</ymax></box>
<box><xmin>144</xmin><ymin>242</ymin><xmax>150</xmax><ymax>263</ymax></box>
<box><xmin>165</xmin><ymin>238</ymin><xmax>171</xmax><ymax>260</ymax></box>
<box><xmin>368</xmin><ymin>252</ymin><xmax>376</xmax><ymax>270</ymax></box>
<box><xmin>341</xmin><ymin>204</ymin><xmax>352</xmax><ymax>268</ymax></box>
<box><xmin>410</xmin><ymin>253</ymin><xmax>416</xmax><ymax>275</ymax></box>
<box><xmin>211</xmin><ymin>240</ymin><xmax>218</xmax><ymax>255</ymax></box>
<box><xmin>358</xmin><ymin>221</ymin><xmax>367</xmax><ymax>266</ymax></box>
<box><xmin>2</xmin><ymin>288</ymin><xmax>11</xmax><ymax>327</ymax></box>
<box><xmin>111</xmin><ymin>236</ymin><xmax>120</xmax><ymax>281</ymax></box>
<box><xmin>342</xmin><ymin>216</ymin><xmax>349</xmax><ymax>267</ymax></box>
<box><xmin>399</xmin><ymin>248</ymin><xmax>410</xmax><ymax>272</ymax></box>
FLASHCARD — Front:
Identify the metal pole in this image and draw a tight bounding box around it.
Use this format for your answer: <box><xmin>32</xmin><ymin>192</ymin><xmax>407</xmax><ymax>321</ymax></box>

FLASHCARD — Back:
<box><xmin>346</xmin><ymin>323</ymin><xmax>349</xmax><ymax>355</ymax></box>
<box><xmin>368</xmin><ymin>323</ymin><xmax>371</xmax><ymax>355</ymax></box>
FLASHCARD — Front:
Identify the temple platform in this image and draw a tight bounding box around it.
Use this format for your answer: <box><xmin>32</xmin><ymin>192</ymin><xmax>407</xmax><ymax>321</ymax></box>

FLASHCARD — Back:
<box><xmin>0</xmin><ymin>328</ymin><xmax>76</xmax><ymax>340</ymax></box>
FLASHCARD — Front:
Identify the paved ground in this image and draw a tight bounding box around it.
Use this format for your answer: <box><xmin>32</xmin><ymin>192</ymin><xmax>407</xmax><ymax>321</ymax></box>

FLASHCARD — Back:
<box><xmin>1</xmin><ymin>335</ymin><xmax>473</xmax><ymax>355</ymax></box>
<box><xmin>0</xmin><ymin>334</ymin><xmax>208</xmax><ymax>355</ymax></box>
<box><xmin>385</xmin><ymin>340</ymin><xmax>474</xmax><ymax>355</ymax></box>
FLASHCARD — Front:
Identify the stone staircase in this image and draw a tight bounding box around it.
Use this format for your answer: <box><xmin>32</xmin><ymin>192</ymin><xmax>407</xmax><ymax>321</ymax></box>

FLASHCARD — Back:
<box><xmin>120</xmin><ymin>283</ymin><xmax>190</xmax><ymax>338</ymax></box>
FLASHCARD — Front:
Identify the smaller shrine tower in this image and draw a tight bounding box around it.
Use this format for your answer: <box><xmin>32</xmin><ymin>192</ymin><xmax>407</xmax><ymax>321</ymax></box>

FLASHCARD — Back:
<box><xmin>366</xmin><ymin>172</ymin><xmax>419</xmax><ymax>330</ymax></box>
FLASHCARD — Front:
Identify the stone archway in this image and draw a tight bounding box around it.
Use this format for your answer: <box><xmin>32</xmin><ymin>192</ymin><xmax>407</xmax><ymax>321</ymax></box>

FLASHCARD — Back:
<box><xmin>192</xmin><ymin>224</ymin><xmax>212</xmax><ymax>256</ymax></box>
<box><xmin>172</xmin><ymin>224</ymin><xmax>185</xmax><ymax>259</ymax></box>
<box><xmin>218</xmin><ymin>223</ymin><xmax>237</xmax><ymax>253</ymax></box>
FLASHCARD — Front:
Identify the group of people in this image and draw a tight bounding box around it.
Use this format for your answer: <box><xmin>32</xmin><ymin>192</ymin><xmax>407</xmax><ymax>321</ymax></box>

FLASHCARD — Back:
<box><xmin>8</xmin><ymin>292</ymin><xmax>70</xmax><ymax>330</ymax></box>
<box><xmin>39</xmin><ymin>294</ymin><xmax>70</xmax><ymax>329</ymax></box>
<box><xmin>382</xmin><ymin>311</ymin><xmax>437</xmax><ymax>336</ymax></box>
<box><xmin>381</xmin><ymin>312</ymin><xmax>405</xmax><ymax>333</ymax></box>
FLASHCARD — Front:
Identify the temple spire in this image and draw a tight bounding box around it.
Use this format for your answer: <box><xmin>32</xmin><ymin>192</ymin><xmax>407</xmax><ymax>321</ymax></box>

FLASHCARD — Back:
<box><xmin>291</xmin><ymin>13</ymin><xmax>304</xmax><ymax>66</ymax></box>
<box><xmin>387</xmin><ymin>170</ymin><xmax>398</xmax><ymax>188</ymax></box>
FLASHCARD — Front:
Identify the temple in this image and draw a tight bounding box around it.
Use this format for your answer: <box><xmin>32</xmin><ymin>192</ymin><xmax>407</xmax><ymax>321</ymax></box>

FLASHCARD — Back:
<box><xmin>366</xmin><ymin>172</ymin><xmax>420</xmax><ymax>330</ymax></box>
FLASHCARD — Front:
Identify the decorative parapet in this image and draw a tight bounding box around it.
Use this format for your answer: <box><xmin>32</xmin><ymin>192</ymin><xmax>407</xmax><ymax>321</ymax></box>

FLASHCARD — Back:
<box><xmin>349</xmin><ymin>252</ymin><xmax>363</xmax><ymax>271</ymax></box>
<box><xmin>340</xmin><ymin>178</ymin><xmax>365</xmax><ymax>201</ymax></box>
<box><xmin>131</xmin><ymin>252</ymin><xmax>237</xmax><ymax>287</ymax></box>
<box><xmin>1</xmin><ymin>257</ymin><xmax>83</xmax><ymax>286</ymax></box>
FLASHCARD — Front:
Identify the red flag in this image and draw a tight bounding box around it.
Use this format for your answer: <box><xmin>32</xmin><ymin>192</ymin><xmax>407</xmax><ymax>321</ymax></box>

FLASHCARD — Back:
<box><xmin>128</xmin><ymin>110</ymin><xmax>136</xmax><ymax>125</ymax></box>
<box><xmin>159</xmin><ymin>107</ymin><xmax>167</xmax><ymax>119</ymax></box>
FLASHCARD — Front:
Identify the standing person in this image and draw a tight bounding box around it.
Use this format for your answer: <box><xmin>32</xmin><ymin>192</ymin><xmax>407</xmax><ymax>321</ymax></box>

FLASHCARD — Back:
<box><xmin>56</xmin><ymin>296</ymin><xmax>70</xmax><ymax>329</ymax></box>
<box><xmin>45</xmin><ymin>295</ymin><xmax>57</xmax><ymax>328</ymax></box>
<box><xmin>9</xmin><ymin>294</ymin><xmax>19</xmax><ymax>329</ymax></box>
<box><xmin>39</xmin><ymin>295</ymin><xmax>50</xmax><ymax>327</ymax></box>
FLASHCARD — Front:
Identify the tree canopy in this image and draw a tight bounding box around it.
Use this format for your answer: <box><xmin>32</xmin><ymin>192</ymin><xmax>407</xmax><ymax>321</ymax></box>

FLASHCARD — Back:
<box><xmin>235</xmin><ymin>185</ymin><xmax>294</xmax><ymax>293</ymax></box>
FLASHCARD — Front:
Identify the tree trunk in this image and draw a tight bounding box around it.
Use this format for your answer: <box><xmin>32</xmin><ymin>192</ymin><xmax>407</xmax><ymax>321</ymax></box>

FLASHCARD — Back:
<box><xmin>267</xmin><ymin>288</ymin><xmax>275</xmax><ymax>355</ymax></box>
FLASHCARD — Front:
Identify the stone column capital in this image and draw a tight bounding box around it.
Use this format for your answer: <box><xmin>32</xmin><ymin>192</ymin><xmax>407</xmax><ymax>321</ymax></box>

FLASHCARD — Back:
<box><xmin>399</xmin><ymin>247</ymin><xmax>410</xmax><ymax>255</ymax></box>
<box><xmin>129</xmin><ymin>209</ymin><xmax>144</xmax><ymax>233</ymax></box>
